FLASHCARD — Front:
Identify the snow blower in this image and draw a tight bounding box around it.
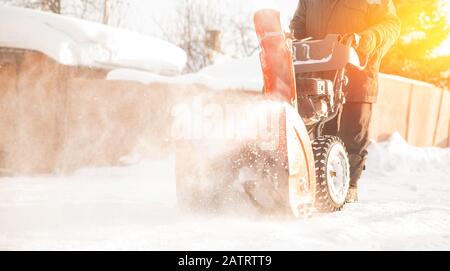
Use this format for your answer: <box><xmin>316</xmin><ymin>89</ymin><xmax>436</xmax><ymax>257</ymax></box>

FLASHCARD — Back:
<box><xmin>175</xmin><ymin>9</ymin><xmax>368</xmax><ymax>216</ymax></box>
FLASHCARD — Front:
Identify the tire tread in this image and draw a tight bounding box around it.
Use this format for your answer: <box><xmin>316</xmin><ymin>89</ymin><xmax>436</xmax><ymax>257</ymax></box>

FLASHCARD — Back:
<box><xmin>312</xmin><ymin>136</ymin><xmax>349</xmax><ymax>212</ymax></box>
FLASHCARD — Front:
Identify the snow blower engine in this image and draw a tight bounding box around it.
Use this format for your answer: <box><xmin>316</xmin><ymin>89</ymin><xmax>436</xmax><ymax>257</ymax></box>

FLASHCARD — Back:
<box><xmin>174</xmin><ymin>9</ymin><xmax>367</xmax><ymax>217</ymax></box>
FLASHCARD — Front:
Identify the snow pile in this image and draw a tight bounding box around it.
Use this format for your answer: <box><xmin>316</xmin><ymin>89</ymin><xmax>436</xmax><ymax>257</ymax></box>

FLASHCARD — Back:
<box><xmin>0</xmin><ymin>7</ymin><xmax>186</xmax><ymax>74</ymax></box>
<box><xmin>107</xmin><ymin>56</ymin><xmax>264</xmax><ymax>91</ymax></box>
<box><xmin>367</xmin><ymin>133</ymin><xmax>450</xmax><ymax>174</ymax></box>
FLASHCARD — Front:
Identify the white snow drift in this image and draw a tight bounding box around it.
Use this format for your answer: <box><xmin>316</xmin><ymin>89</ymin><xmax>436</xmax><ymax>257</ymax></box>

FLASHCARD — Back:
<box><xmin>0</xmin><ymin>134</ymin><xmax>449</xmax><ymax>250</ymax></box>
<box><xmin>0</xmin><ymin>7</ymin><xmax>186</xmax><ymax>74</ymax></box>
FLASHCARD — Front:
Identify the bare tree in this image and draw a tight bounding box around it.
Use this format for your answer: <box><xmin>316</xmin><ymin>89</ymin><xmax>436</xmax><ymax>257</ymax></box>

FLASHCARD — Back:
<box><xmin>157</xmin><ymin>0</ymin><xmax>258</xmax><ymax>72</ymax></box>
<box><xmin>158</xmin><ymin>0</ymin><xmax>226</xmax><ymax>72</ymax></box>
<box><xmin>228</xmin><ymin>12</ymin><xmax>259</xmax><ymax>58</ymax></box>
<box><xmin>41</xmin><ymin>0</ymin><xmax>60</xmax><ymax>13</ymax></box>
<box><xmin>102</xmin><ymin>0</ymin><xmax>110</xmax><ymax>24</ymax></box>
<box><xmin>1</xmin><ymin>0</ymin><xmax>128</xmax><ymax>26</ymax></box>
<box><xmin>0</xmin><ymin>0</ymin><xmax>41</xmax><ymax>9</ymax></box>
<box><xmin>63</xmin><ymin>0</ymin><xmax>128</xmax><ymax>26</ymax></box>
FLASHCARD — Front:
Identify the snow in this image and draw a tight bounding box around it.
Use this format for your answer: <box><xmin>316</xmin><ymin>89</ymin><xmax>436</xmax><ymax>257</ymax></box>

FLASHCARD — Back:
<box><xmin>1</xmin><ymin>133</ymin><xmax>449</xmax><ymax>251</ymax></box>
<box><xmin>0</xmin><ymin>7</ymin><xmax>186</xmax><ymax>75</ymax></box>
<box><xmin>367</xmin><ymin>133</ymin><xmax>450</xmax><ymax>174</ymax></box>
<box><xmin>107</xmin><ymin>56</ymin><xmax>264</xmax><ymax>91</ymax></box>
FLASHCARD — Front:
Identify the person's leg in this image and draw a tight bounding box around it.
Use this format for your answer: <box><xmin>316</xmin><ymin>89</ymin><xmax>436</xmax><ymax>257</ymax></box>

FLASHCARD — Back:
<box><xmin>338</xmin><ymin>102</ymin><xmax>373</xmax><ymax>191</ymax></box>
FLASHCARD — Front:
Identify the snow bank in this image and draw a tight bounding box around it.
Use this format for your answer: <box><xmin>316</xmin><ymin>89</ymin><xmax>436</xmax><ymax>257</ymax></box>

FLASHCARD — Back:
<box><xmin>0</xmin><ymin>7</ymin><xmax>186</xmax><ymax>75</ymax></box>
<box><xmin>367</xmin><ymin>133</ymin><xmax>450</xmax><ymax>174</ymax></box>
<box><xmin>107</xmin><ymin>68</ymin><xmax>258</xmax><ymax>90</ymax></box>
<box><xmin>107</xmin><ymin>55</ymin><xmax>264</xmax><ymax>91</ymax></box>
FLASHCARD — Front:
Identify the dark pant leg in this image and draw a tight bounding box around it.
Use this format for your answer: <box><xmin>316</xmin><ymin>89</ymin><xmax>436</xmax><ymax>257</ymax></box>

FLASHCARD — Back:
<box><xmin>323</xmin><ymin>102</ymin><xmax>372</xmax><ymax>188</ymax></box>
<box><xmin>322</xmin><ymin>105</ymin><xmax>341</xmax><ymax>136</ymax></box>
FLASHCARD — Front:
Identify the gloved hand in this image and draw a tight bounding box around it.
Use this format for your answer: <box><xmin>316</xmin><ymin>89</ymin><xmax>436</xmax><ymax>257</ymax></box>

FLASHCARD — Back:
<box><xmin>356</xmin><ymin>30</ymin><xmax>377</xmax><ymax>56</ymax></box>
<box><xmin>341</xmin><ymin>33</ymin><xmax>361</xmax><ymax>47</ymax></box>
<box><xmin>284</xmin><ymin>31</ymin><xmax>294</xmax><ymax>40</ymax></box>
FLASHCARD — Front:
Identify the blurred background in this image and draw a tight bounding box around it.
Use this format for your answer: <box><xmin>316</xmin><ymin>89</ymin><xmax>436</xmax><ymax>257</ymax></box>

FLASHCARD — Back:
<box><xmin>1</xmin><ymin>0</ymin><xmax>449</xmax><ymax>88</ymax></box>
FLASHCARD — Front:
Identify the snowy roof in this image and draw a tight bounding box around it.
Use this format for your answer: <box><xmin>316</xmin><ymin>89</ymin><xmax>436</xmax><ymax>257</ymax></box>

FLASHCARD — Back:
<box><xmin>0</xmin><ymin>7</ymin><xmax>187</xmax><ymax>75</ymax></box>
<box><xmin>107</xmin><ymin>56</ymin><xmax>264</xmax><ymax>91</ymax></box>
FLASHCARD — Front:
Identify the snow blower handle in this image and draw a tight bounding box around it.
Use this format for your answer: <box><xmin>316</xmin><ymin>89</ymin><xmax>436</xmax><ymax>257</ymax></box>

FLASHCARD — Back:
<box><xmin>341</xmin><ymin>33</ymin><xmax>361</xmax><ymax>47</ymax></box>
<box><xmin>340</xmin><ymin>33</ymin><xmax>369</xmax><ymax>71</ymax></box>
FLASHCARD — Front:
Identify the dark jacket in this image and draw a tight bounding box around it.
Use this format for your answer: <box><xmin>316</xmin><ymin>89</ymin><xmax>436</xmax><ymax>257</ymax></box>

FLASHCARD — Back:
<box><xmin>290</xmin><ymin>0</ymin><xmax>401</xmax><ymax>103</ymax></box>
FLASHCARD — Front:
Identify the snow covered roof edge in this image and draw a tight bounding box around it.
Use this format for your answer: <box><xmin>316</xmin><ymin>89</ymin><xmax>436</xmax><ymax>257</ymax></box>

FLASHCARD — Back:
<box><xmin>0</xmin><ymin>6</ymin><xmax>187</xmax><ymax>75</ymax></box>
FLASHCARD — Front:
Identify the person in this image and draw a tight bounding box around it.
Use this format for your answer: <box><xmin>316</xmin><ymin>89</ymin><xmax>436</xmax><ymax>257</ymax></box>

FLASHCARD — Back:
<box><xmin>290</xmin><ymin>0</ymin><xmax>401</xmax><ymax>202</ymax></box>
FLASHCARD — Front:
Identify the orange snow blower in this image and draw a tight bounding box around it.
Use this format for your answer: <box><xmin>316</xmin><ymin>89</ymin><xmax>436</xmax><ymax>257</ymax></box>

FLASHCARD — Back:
<box><xmin>175</xmin><ymin>9</ymin><xmax>367</xmax><ymax>216</ymax></box>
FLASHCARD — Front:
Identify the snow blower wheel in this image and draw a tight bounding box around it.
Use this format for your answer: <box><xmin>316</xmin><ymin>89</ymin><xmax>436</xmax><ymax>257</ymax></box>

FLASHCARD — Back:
<box><xmin>312</xmin><ymin>136</ymin><xmax>350</xmax><ymax>212</ymax></box>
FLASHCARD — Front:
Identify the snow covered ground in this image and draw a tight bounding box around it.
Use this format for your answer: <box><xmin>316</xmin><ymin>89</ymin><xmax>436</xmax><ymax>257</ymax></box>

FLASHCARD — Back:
<box><xmin>0</xmin><ymin>133</ymin><xmax>449</xmax><ymax>251</ymax></box>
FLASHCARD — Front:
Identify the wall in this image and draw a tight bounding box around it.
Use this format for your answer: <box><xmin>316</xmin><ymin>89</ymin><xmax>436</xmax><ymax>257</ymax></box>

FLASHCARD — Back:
<box><xmin>0</xmin><ymin>54</ymin><xmax>18</xmax><ymax>175</ymax></box>
<box><xmin>0</xmin><ymin>52</ymin><xmax>65</xmax><ymax>174</ymax></box>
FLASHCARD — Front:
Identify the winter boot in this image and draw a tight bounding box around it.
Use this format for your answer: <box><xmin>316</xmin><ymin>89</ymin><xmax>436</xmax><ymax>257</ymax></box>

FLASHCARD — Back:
<box><xmin>346</xmin><ymin>187</ymin><xmax>358</xmax><ymax>203</ymax></box>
